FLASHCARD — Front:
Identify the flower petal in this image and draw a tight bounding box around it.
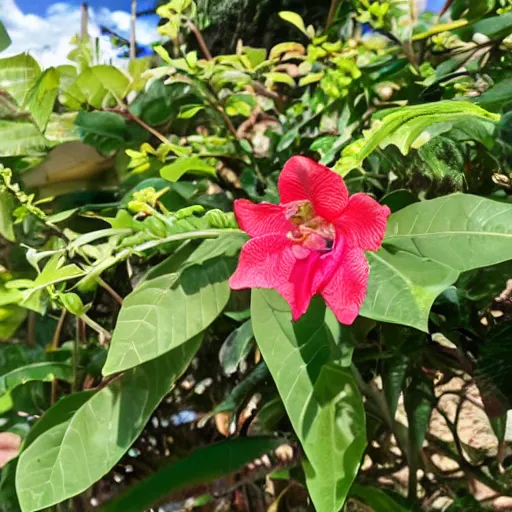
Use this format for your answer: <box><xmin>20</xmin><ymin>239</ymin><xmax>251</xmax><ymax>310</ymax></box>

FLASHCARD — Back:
<box><xmin>278</xmin><ymin>156</ymin><xmax>348</xmax><ymax>222</ymax></box>
<box><xmin>229</xmin><ymin>234</ymin><xmax>319</xmax><ymax>321</ymax></box>
<box><xmin>234</xmin><ymin>199</ymin><xmax>292</xmax><ymax>237</ymax></box>
<box><xmin>289</xmin><ymin>252</ymin><xmax>322</xmax><ymax>321</ymax></box>
<box><xmin>229</xmin><ymin>233</ymin><xmax>295</xmax><ymax>297</ymax></box>
<box><xmin>320</xmin><ymin>246</ymin><xmax>369</xmax><ymax>325</ymax></box>
<box><xmin>338</xmin><ymin>193</ymin><xmax>391</xmax><ymax>251</ymax></box>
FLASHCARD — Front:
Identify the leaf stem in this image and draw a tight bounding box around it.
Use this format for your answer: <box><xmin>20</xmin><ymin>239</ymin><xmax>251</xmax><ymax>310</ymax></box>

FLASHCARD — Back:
<box><xmin>80</xmin><ymin>313</ymin><xmax>112</xmax><ymax>344</ymax></box>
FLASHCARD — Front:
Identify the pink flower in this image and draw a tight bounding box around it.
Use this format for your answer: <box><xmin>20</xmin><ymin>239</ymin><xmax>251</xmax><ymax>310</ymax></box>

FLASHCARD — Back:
<box><xmin>229</xmin><ymin>156</ymin><xmax>391</xmax><ymax>324</ymax></box>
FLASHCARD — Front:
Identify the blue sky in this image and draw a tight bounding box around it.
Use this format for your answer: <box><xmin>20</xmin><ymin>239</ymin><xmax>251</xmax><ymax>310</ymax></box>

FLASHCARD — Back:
<box><xmin>15</xmin><ymin>0</ymin><xmax>156</xmax><ymax>17</ymax></box>
<box><xmin>1</xmin><ymin>0</ymin><xmax>447</xmax><ymax>67</ymax></box>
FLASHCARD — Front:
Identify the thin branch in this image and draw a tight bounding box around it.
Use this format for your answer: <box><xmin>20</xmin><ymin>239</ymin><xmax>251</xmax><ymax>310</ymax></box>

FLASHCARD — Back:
<box><xmin>98</xmin><ymin>277</ymin><xmax>124</xmax><ymax>306</ymax></box>
<box><xmin>80</xmin><ymin>314</ymin><xmax>112</xmax><ymax>344</ymax></box>
<box><xmin>186</xmin><ymin>20</ymin><xmax>212</xmax><ymax>61</ymax></box>
<box><xmin>125</xmin><ymin>111</ymin><xmax>171</xmax><ymax>145</ymax></box>
<box><xmin>326</xmin><ymin>0</ymin><xmax>340</xmax><ymax>29</ymax></box>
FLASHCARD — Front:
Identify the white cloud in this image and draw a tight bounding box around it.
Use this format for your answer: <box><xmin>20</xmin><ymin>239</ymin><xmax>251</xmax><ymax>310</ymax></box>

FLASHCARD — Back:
<box><xmin>0</xmin><ymin>0</ymin><xmax>160</xmax><ymax>68</ymax></box>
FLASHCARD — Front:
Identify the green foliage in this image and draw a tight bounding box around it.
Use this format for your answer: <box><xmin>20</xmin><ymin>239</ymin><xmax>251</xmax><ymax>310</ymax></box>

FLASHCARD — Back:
<box><xmin>1</xmin><ymin>1</ymin><xmax>512</xmax><ymax>510</ymax></box>
<box><xmin>252</xmin><ymin>291</ymin><xmax>366</xmax><ymax>512</ymax></box>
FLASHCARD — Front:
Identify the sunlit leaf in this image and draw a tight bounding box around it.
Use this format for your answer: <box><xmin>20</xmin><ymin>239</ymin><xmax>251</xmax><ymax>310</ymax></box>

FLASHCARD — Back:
<box><xmin>103</xmin><ymin>257</ymin><xmax>233</xmax><ymax>375</ymax></box>
<box><xmin>16</xmin><ymin>338</ymin><xmax>202</xmax><ymax>511</ymax></box>
<box><xmin>0</xmin><ymin>363</ymin><xmax>73</xmax><ymax>398</ymax></box>
<box><xmin>252</xmin><ymin>290</ymin><xmax>366</xmax><ymax>512</ymax></box>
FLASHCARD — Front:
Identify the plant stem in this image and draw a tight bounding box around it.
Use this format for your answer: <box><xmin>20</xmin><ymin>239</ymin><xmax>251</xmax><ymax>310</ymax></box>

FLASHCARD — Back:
<box><xmin>80</xmin><ymin>313</ymin><xmax>112</xmax><ymax>343</ymax></box>
<box><xmin>51</xmin><ymin>309</ymin><xmax>67</xmax><ymax>404</ymax></box>
<box><xmin>186</xmin><ymin>20</ymin><xmax>212</xmax><ymax>61</ymax></box>
<box><xmin>126</xmin><ymin>112</ymin><xmax>171</xmax><ymax>145</ymax></box>
<box><xmin>326</xmin><ymin>0</ymin><xmax>340</xmax><ymax>29</ymax></box>
<box><xmin>97</xmin><ymin>277</ymin><xmax>124</xmax><ymax>306</ymax></box>
<box><xmin>72</xmin><ymin>318</ymin><xmax>80</xmax><ymax>392</ymax></box>
<box><xmin>130</xmin><ymin>228</ymin><xmax>242</xmax><ymax>254</ymax></box>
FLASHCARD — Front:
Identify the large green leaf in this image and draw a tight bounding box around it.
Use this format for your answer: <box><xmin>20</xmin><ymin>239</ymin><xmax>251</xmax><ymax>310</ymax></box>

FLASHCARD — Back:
<box><xmin>251</xmin><ymin>290</ymin><xmax>366</xmax><ymax>512</ymax></box>
<box><xmin>0</xmin><ymin>53</ymin><xmax>40</xmax><ymax>105</ymax></box>
<box><xmin>335</xmin><ymin>101</ymin><xmax>499</xmax><ymax>174</ymax></box>
<box><xmin>75</xmin><ymin>111</ymin><xmax>130</xmax><ymax>154</ymax></box>
<box><xmin>75</xmin><ymin>65</ymin><xmax>130</xmax><ymax>109</ymax></box>
<box><xmin>23</xmin><ymin>68</ymin><xmax>60</xmax><ymax>131</ymax></box>
<box><xmin>361</xmin><ymin>248</ymin><xmax>459</xmax><ymax>332</ymax></box>
<box><xmin>99</xmin><ymin>437</ymin><xmax>286</xmax><ymax>512</ymax></box>
<box><xmin>0</xmin><ymin>121</ymin><xmax>46</xmax><ymax>156</ymax></box>
<box><xmin>102</xmin><ymin>257</ymin><xmax>233</xmax><ymax>375</ymax></box>
<box><xmin>385</xmin><ymin>194</ymin><xmax>512</xmax><ymax>272</ymax></box>
<box><xmin>0</xmin><ymin>363</ymin><xmax>73</xmax><ymax>398</ymax></box>
<box><xmin>16</xmin><ymin>337</ymin><xmax>202</xmax><ymax>512</ymax></box>
<box><xmin>22</xmin><ymin>391</ymin><xmax>96</xmax><ymax>450</ymax></box>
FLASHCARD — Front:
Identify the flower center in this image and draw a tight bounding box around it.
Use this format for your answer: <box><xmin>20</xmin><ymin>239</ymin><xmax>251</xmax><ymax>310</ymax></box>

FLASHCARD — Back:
<box><xmin>285</xmin><ymin>200</ymin><xmax>335</xmax><ymax>259</ymax></box>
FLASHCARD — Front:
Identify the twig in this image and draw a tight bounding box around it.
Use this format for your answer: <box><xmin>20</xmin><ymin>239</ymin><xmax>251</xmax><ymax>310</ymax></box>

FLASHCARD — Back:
<box><xmin>186</xmin><ymin>20</ymin><xmax>212</xmax><ymax>61</ymax></box>
<box><xmin>326</xmin><ymin>0</ymin><xmax>340</xmax><ymax>29</ymax></box>
<box><xmin>51</xmin><ymin>310</ymin><xmax>67</xmax><ymax>404</ymax></box>
<box><xmin>27</xmin><ymin>311</ymin><xmax>36</xmax><ymax>347</ymax></box>
<box><xmin>81</xmin><ymin>314</ymin><xmax>112</xmax><ymax>344</ymax></box>
<box><xmin>72</xmin><ymin>318</ymin><xmax>81</xmax><ymax>392</ymax></box>
<box><xmin>125</xmin><ymin>111</ymin><xmax>171</xmax><ymax>145</ymax></box>
<box><xmin>98</xmin><ymin>277</ymin><xmax>123</xmax><ymax>306</ymax></box>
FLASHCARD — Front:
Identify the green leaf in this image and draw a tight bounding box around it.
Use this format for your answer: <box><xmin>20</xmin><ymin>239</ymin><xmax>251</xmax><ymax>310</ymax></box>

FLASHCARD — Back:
<box><xmin>0</xmin><ymin>20</ymin><xmax>11</xmax><ymax>52</ymax></box>
<box><xmin>160</xmin><ymin>156</ymin><xmax>217</xmax><ymax>182</ymax></box>
<box><xmin>278</xmin><ymin>11</ymin><xmax>309</xmax><ymax>37</ymax></box>
<box><xmin>264</xmin><ymin>72</ymin><xmax>296</xmax><ymax>87</ymax></box>
<box><xmin>75</xmin><ymin>65</ymin><xmax>130</xmax><ymax>109</ymax></box>
<box><xmin>45</xmin><ymin>113</ymin><xmax>80</xmax><ymax>144</ymax></box>
<box><xmin>335</xmin><ymin>101</ymin><xmax>499</xmax><ymax>175</ymax></box>
<box><xmin>467</xmin><ymin>11</ymin><xmax>512</xmax><ymax>40</ymax></box>
<box><xmin>29</xmin><ymin>255</ymin><xmax>84</xmax><ymax>293</ymax></box>
<box><xmin>0</xmin><ymin>458</ymin><xmax>19</xmax><ymax>512</ymax></box>
<box><xmin>211</xmin><ymin>362</ymin><xmax>269</xmax><ymax>416</ymax></box>
<box><xmin>251</xmin><ymin>290</ymin><xmax>366</xmax><ymax>512</ymax></box>
<box><xmin>0</xmin><ymin>363</ymin><xmax>73</xmax><ymax>398</ymax></box>
<box><xmin>382</xmin><ymin>354</ymin><xmax>409</xmax><ymax>418</ymax></box>
<box><xmin>75</xmin><ymin>111</ymin><xmax>130</xmax><ymax>154</ymax></box>
<box><xmin>0</xmin><ymin>305</ymin><xmax>27</xmax><ymax>340</ymax></box>
<box><xmin>178</xmin><ymin>105</ymin><xmax>204</xmax><ymax>119</ymax></box>
<box><xmin>0</xmin><ymin>53</ymin><xmax>40</xmax><ymax>105</ymax></box>
<box><xmin>362</xmin><ymin>248</ymin><xmax>459</xmax><ymax>332</ymax></box>
<box><xmin>185</xmin><ymin>233</ymin><xmax>247</xmax><ymax>269</ymax></box>
<box><xmin>22</xmin><ymin>391</ymin><xmax>96</xmax><ymax>450</ymax></box>
<box><xmin>23</xmin><ymin>68</ymin><xmax>60</xmax><ymax>131</ymax></box>
<box><xmin>99</xmin><ymin>437</ymin><xmax>286</xmax><ymax>512</ymax></box>
<box><xmin>404</xmin><ymin>372</ymin><xmax>435</xmax><ymax>463</ymax></box>
<box><xmin>219</xmin><ymin>319</ymin><xmax>254</xmax><ymax>376</ymax></box>
<box><xmin>351</xmin><ymin>484</ymin><xmax>411</xmax><ymax>512</ymax></box>
<box><xmin>103</xmin><ymin>257</ymin><xmax>233</xmax><ymax>375</ymax></box>
<box><xmin>16</xmin><ymin>337</ymin><xmax>201</xmax><ymax>512</ymax></box>
<box><xmin>0</xmin><ymin>121</ymin><xmax>46</xmax><ymax>157</ymax></box>
<box><xmin>0</xmin><ymin>190</ymin><xmax>15</xmax><ymax>241</ymax></box>
<box><xmin>59</xmin><ymin>292</ymin><xmax>86</xmax><ymax>316</ymax></box>
<box><xmin>385</xmin><ymin>194</ymin><xmax>512</xmax><ymax>272</ymax></box>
